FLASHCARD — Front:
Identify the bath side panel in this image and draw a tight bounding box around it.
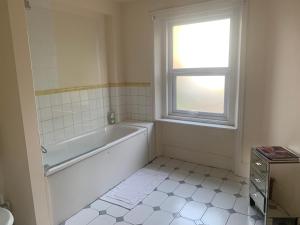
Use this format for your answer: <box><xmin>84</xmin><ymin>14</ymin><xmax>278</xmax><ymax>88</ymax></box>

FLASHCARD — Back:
<box><xmin>47</xmin><ymin>130</ymin><xmax>148</xmax><ymax>225</ymax></box>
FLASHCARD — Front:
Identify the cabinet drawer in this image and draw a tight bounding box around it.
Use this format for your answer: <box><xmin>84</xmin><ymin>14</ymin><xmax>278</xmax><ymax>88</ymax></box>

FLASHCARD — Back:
<box><xmin>250</xmin><ymin>168</ymin><xmax>267</xmax><ymax>195</ymax></box>
<box><xmin>251</xmin><ymin>152</ymin><xmax>268</xmax><ymax>176</ymax></box>
<box><xmin>250</xmin><ymin>182</ymin><xmax>266</xmax><ymax>214</ymax></box>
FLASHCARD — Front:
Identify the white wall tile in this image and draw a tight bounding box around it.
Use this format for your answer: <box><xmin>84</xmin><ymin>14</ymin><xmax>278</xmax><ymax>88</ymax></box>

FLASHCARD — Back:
<box><xmin>36</xmin><ymin>85</ymin><xmax>153</xmax><ymax>145</ymax></box>
<box><xmin>43</xmin><ymin>132</ymin><xmax>54</xmax><ymax>145</ymax></box>
<box><xmin>88</xmin><ymin>89</ymin><xmax>97</xmax><ymax>99</ymax></box>
<box><xmin>80</xmin><ymin>90</ymin><xmax>89</xmax><ymax>101</ymax></box>
<box><xmin>72</xmin><ymin>102</ymin><xmax>81</xmax><ymax>113</ymax></box>
<box><xmin>42</xmin><ymin>120</ymin><xmax>53</xmax><ymax>133</ymax></box>
<box><xmin>95</xmin><ymin>89</ymin><xmax>102</xmax><ymax>98</ymax></box>
<box><xmin>62</xmin><ymin>103</ymin><xmax>72</xmax><ymax>113</ymax></box>
<box><xmin>64</xmin><ymin>127</ymin><xmax>74</xmax><ymax>139</ymax></box>
<box><xmin>62</xmin><ymin>92</ymin><xmax>71</xmax><ymax>104</ymax></box>
<box><xmin>53</xmin><ymin>129</ymin><xmax>65</xmax><ymax>142</ymax></box>
<box><xmin>70</xmin><ymin>91</ymin><xmax>80</xmax><ymax>102</ymax></box>
<box><xmin>52</xmin><ymin>105</ymin><xmax>63</xmax><ymax>118</ymax></box>
<box><xmin>50</xmin><ymin>93</ymin><xmax>62</xmax><ymax>106</ymax></box>
<box><xmin>40</xmin><ymin>107</ymin><xmax>52</xmax><ymax>121</ymax></box>
<box><xmin>53</xmin><ymin>117</ymin><xmax>64</xmax><ymax>130</ymax></box>
<box><xmin>103</xmin><ymin>88</ymin><xmax>109</xmax><ymax>97</ymax></box>
<box><xmin>63</xmin><ymin>115</ymin><xmax>73</xmax><ymax>127</ymax></box>
<box><xmin>38</xmin><ymin>95</ymin><xmax>51</xmax><ymax>108</ymax></box>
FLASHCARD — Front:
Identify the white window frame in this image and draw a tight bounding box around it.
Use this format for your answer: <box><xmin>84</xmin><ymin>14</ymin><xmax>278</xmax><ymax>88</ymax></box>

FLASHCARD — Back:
<box><xmin>152</xmin><ymin>0</ymin><xmax>243</xmax><ymax>127</ymax></box>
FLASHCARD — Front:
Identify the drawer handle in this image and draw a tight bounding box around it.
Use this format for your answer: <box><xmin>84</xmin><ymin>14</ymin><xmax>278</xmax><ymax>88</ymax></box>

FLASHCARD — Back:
<box><xmin>255</xmin><ymin>178</ymin><xmax>261</xmax><ymax>183</ymax></box>
<box><xmin>255</xmin><ymin>162</ymin><xmax>262</xmax><ymax>166</ymax></box>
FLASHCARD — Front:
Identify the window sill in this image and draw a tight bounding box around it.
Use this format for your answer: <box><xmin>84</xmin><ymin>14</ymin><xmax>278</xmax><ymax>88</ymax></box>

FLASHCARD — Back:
<box><xmin>155</xmin><ymin>118</ymin><xmax>237</xmax><ymax>130</ymax></box>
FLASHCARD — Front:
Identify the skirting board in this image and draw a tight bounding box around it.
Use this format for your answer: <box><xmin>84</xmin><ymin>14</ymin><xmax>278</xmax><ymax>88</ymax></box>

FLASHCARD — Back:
<box><xmin>235</xmin><ymin>161</ymin><xmax>250</xmax><ymax>178</ymax></box>
<box><xmin>162</xmin><ymin>144</ymin><xmax>234</xmax><ymax>171</ymax></box>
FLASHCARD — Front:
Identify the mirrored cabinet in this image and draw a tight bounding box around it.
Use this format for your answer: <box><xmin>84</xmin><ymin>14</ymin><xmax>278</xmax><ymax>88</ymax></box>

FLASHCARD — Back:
<box><xmin>250</xmin><ymin>147</ymin><xmax>300</xmax><ymax>225</ymax></box>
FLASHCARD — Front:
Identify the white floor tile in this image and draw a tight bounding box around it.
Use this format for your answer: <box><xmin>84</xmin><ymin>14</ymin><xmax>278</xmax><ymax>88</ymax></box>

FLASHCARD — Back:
<box><xmin>180</xmin><ymin>201</ymin><xmax>207</xmax><ymax>220</ymax></box>
<box><xmin>106</xmin><ymin>205</ymin><xmax>129</xmax><ymax>218</ymax></box>
<box><xmin>220</xmin><ymin>180</ymin><xmax>242</xmax><ymax>194</ymax></box>
<box><xmin>143</xmin><ymin>191</ymin><xmax>168</xmax><ymax>207</ymax></box>
<box><xmin>157</xmin><ymin>180</ymin><xmax>179</xmax><ymax>193</ymax></box>
<box><xmin>184</xmin><ymin>173</ymin><xmax>205</xmax><ymax>185</ymax></box>
<box><xmin>201</xmin><ymin>207</ymin><xmax>229</xmax><ymax>225</ymax></box>
<box><xmin>115</xmin><ymin>222</ymin><xmax>131</xmax><ymax>225</ymax></box>
<box><xmin>90</xmin><ymin>200</ymin><xmax>112</xmax><ymax>211</ymax></box>
<box><xmin>255</xmin><ymin>219</ymin><xmax>264</xmax><ymax>225</ymax></box>
<box><xmin>202</xmin><ymin>177</ymin><xmax>223</xmax><ymax>190</ymax></box>
<box><xmin>212</xmin><ymin>192</ymin><xmax>236</xmax><ymax>209</ymax></box>
<box><xmin>159</xmin><ymin>166</ymin><xmax>175</xmax><ymax>175</ymax></box>
<box><xmin>169</xmin><ymin>170</ymin><xmax>189</xmax><ymax>181</ymax></box>
<box><xmin>65</xmin><ymin>208</ymin><xmax>98</xmax><ymax>225</ymax></box>
<box><xmin>88</xmin><ymin>215</ymin><xmax>116</xmax><ymax>225</ymax></box>
<box><xmin>234</xmin><ymin>197</ymin><xmax>257</xmax><ymax>216</ymax></box>
<box><xmin>143</xmin><ymin>211</ymin><xmax>173</xmax><ymax>225</ymax></box>
<box><xmin>227</xmin><ymin>213</ymin><xmax>255</xmax><ymax>225</ymax></box>
<box><xmin>174</xmin><ymin>183</ymin><xmax>197</xmax><ymax>198</ymax></box>
<box><xmin>239</xmin><ymin>184</ymin><xmax>249</xmax><ymax>197</ymax></box>
<box><xmin>192</xmin><ymin>188</ymin><xmax>216</xmax><ymax>203</ymax></box>
<box><xmin>160</xmin><ymin>196</ymin><xmax>186</xmax><ymax>213</ymax></box>
<box><xmin>124</xmin><ymin>205</ymin><xmax>153</xmax><ymax>225</ymax></box>
<box><xmin>171</xmin><ymin>217</ymin><xmax>196</xmax><ymax>225</ymax></box>
<box><xmin>195</xmin><ymin>219</ymin><xmax>204</xmax><ymax>225</ymax></box>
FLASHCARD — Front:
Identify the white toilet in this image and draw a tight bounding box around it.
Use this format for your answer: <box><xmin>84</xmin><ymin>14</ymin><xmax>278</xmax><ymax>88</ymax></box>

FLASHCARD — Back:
<box><xmin>0</xmin><ymin>208</ymin><xmax>13</xmax><ymax>225</ymax></box>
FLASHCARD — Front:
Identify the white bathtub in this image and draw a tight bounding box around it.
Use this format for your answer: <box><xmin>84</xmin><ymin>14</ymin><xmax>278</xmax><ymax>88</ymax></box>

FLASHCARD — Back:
<box><xmin>43</xmin><ymin>125</ymin><xmax>147</xmax><ymax>176</ymax></box>
<box><xmin>44</xmin><ymin>124</ymin><xmax>150</xmax><ymax>225</ymax></box>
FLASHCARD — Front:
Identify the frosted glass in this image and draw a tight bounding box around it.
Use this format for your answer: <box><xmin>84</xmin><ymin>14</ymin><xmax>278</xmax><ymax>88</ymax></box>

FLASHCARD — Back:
<box><xmin>176</xmin><ymin>76</ymin><xmax>225</xmax><ymax>113</ymax></box>
<box><xmin>173</xmin><ymin>19</ymin><xmax>231</xmax><ymax>69</ymax></box>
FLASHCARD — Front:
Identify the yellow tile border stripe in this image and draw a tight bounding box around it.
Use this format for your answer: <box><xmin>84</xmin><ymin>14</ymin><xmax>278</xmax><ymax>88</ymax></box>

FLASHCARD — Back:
<box><xmin>35</xmin><ymin>82</ymin><xmax>151</xmax><ymax>96</ymax></box>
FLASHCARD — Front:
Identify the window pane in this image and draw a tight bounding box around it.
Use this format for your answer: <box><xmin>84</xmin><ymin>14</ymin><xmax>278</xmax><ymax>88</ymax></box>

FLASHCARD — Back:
<box><xmin>176</xmin><ymin>76</ymin><xmax>225</xmax><ymax>114</ymax></box>
<box><xmin>173</xmin><ymin>19</ymin><xmax>231</xmax><ymax>69</ymax></box>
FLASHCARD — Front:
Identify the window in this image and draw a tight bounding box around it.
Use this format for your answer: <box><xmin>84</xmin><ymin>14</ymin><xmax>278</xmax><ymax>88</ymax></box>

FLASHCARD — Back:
<box><xmin>153</xmin><ymin>0</ymin><xmax>243</xmax><ymax>126</ymax></box>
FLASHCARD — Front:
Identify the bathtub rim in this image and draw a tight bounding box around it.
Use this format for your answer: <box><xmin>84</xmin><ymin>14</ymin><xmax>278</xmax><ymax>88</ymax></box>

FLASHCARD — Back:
<box><xmin>44</xmin><ymin>125</ymin><xmax>147</xmax><ymax>177</ymax></box>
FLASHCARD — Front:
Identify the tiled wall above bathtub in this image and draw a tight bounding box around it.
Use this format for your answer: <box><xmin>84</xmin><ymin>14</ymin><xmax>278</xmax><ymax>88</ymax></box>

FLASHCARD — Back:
<box><xmin>110</xmin><ymin>86</ymin><xmax>153</xmax><ymax>122</ymax></box>
<box><xmin>36</xmin><ymin>88</ymin><xmax>110</xmax><ymax>145</ymax></box>
<box><xmin>35</xmin><ymin>84</ymin><xmax>153</xmax><ymax>145</ymax></box>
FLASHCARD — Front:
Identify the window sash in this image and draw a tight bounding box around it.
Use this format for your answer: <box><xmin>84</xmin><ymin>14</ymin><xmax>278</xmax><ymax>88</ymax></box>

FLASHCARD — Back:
<box><xmin>167</xmin><ymin>14</ymin><xmax>235</xmax><ymax>72</ymax></box>
<box><xmin>168</xmin><ymin>72</ymin><xmax>230</xmax><ymax>122</ymax></box>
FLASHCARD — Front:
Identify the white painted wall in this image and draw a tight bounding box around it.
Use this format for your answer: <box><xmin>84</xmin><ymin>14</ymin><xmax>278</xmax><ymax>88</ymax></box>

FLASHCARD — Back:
<box><xmin>156</xmin><ymin>122</ymin><xmax>236</xmax><ymax>170</ymax></box>
<box><xmin>262</xmin><ymin>0</ymin><xmax>300</xmax><ymax>152</ymax></box>
<box><xmin>0</xmin><ymin>0</ymin><xmax>51</xmax><ymax>224</ymax></box>
<box><xmin>120</xmin><ymin>0</ymin><xmax>300</xmax><ymax>176</ymax></box>
<box><xmin>27</xmin><ymin>3</ymin><xmax>110</xmax><ymax>90</ymax></box>
<box><xmin>27</xmin><ymin>0</ymin><xmax>123</xmax><ymax>90</ymax></box>
<box><xmin>239</xmin><ymin>0</ymin><xmax>300</xmax><ymax>175</ymax></box>
<box><xmin>120</xmin><ymin>0</ymin><xmax>245</xmax><ymax>172</ymax></box>
<box><xmin>237</xmin><ymin>0</ymin><xmax>269</xmax><ymax>175</ymax></box>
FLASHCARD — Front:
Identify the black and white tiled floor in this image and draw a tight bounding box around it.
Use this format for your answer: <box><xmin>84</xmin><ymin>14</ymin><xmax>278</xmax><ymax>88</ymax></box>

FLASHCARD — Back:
<box><xmin>63</xmin><ymin>157</ymin><xmax>264</xmax><ymax>225</ymax></box>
